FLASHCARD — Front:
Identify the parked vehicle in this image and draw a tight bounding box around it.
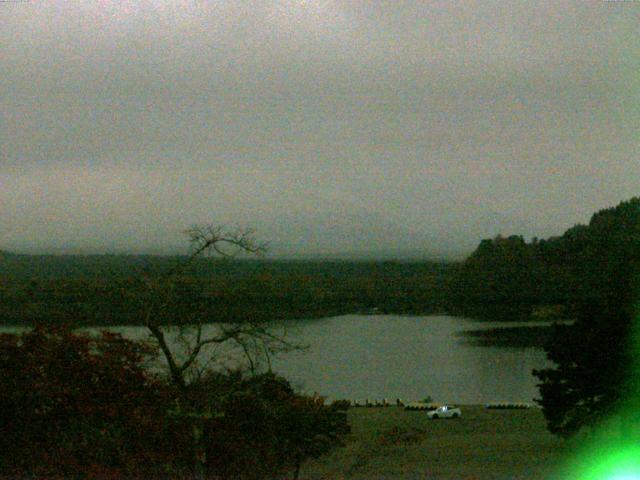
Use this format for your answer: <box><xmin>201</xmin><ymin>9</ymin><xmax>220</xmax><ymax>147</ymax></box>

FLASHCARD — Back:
<box><xmin>427</xmin><ymin>405</ymin><xmax>461</xmax><ymax>419</ymax></box>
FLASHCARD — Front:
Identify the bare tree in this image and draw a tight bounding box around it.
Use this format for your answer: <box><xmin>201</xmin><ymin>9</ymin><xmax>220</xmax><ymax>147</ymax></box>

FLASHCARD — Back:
<box><xmin>131</xmin><ymin>225</ymin><xmax>300</xmax><ymax>479</ymax></box>
<box><xmin>138</xmin><ymin>225</ymin><xmax>296</xmax><ymax>393</ymax></box>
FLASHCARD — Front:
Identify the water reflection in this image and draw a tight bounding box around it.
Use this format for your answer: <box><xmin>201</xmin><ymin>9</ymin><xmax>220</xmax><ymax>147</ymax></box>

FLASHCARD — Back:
<box><xmin>270</xmin><ymin>315</ymin><xmax>552</xmax><ymax>404</ymax></box>
<box><xmin>0</xmin><ymin>315</ymin><xmax>553</xmax><ymax>404</ymax></box>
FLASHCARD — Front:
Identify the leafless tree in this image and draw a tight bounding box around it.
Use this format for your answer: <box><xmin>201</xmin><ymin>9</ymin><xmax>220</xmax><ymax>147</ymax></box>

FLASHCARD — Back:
<box><xmin>132</xmin><ymin>225</ymin><xmax>302</xmax><ymax>479</ymax></box>
<box><xmin>138</xmin><ymin>225</ymin><xmax>297</xmax><ymax>393</ymax></box>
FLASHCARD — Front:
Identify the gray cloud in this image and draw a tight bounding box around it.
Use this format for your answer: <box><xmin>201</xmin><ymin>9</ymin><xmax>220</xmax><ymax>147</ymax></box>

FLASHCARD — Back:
<box><xmin>1</xmin><ymin>1</ymin><xmax>638</xmax><ymax>257</ymax></box>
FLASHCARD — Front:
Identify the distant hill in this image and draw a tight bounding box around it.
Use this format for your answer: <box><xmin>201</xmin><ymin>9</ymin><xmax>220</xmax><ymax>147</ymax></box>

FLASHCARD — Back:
<box><xmin>448</xmin><ymin>197</ymin><xmax>640</xmax><ymax>320</ymax></box>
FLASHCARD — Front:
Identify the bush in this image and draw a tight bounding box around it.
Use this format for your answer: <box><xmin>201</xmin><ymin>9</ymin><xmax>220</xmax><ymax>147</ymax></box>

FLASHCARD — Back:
<box><xmin>0</xmin><ymin>324</ymin><xmax>174</xmax><ymax>479</ymax></box>
<box><xmin>191</xmin><ymin>371</ymin><xmax>351</xmax><ymax>479</ymax></box>
<box><xmin>0</xmin><ymin>327</ymin><xmax>350</xmax><ymax>479</ymax></box>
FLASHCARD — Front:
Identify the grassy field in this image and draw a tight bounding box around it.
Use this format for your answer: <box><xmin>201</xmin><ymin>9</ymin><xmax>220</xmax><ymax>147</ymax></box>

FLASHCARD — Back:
<box><xmin>299</xmin><ymin>406</ymin><xmax>568</xmax><ymax>480</ymax></box>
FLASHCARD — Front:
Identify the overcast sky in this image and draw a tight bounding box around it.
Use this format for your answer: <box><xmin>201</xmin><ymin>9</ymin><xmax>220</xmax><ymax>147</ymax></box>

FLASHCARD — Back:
<box><xmin>1</xmin><ymin>1</ymin><xmax>638</xmax><ymax>258</ymax></box>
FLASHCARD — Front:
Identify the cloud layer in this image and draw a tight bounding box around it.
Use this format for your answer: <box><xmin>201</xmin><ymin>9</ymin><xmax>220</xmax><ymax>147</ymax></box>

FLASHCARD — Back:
<box><xmin>1</xmin><ymin>1</ymin><xmax>638</xmax><ymax>257</ymax></box>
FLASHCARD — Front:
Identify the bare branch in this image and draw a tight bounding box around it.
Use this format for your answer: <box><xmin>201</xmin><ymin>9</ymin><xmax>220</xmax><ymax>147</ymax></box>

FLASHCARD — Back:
<box><xmin>138</xmin><ymin>224</ymin><xmax>305</xmax><ymax>393</ymax></box>
<box><xmin>178</xmin><ymin>329</ymin><xmax>236</xmax><ymax>374</ymax></box>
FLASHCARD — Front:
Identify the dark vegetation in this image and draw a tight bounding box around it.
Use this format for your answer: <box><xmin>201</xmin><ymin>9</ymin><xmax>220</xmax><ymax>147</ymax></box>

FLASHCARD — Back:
<box><xmin>3</xmin><ymin>199</ymin><xmax>636</xmax><ymax>330</ymax></box>
<box><xmin>0</xmin><ymin>255</ymin><xmax>453</xmax><ymax>326</ymax></box>
<box><xmin>0</xmin><ymin>325</ymin><xmax>349</xmax><ymax>479</ymax></box>
<box><xmin>0</xmin><ymin>324</ymin><xmax>174</xmax><ymax>479</ymax></box>
<box><xmin>447</xmin><ymin>195</ymin><xmax>640</xmax><ymax>436</ymax></box>
<box><xmin>447</xmin><ymin>233</ymin><xmax>578</xmax><ymax>321</ymax></box>
<box><xmin>447</xmin><ymin>202</ymin><xmax>637</xmax><ymax>321</ymax></box>
<box><xmin>533</xmin><ymin>197</ymin><xmax>640</xmax><ymax>437</ymax></box>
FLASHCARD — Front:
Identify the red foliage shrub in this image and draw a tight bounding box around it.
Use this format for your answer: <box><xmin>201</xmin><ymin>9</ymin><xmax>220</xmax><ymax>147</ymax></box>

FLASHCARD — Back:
<box><xmin>0</xmin><ymin>327</ymin><xmax>350</xmax><ymax>479</ymax></box>
<box><xmin>196</xmin><ymin>372</ymin><xmax>350</xmax><ymax>479</ymax></box>
<box><xmin>0</xmin><ymin>324</ymin><xmax>175</xmax><ymax>479</ymax></box>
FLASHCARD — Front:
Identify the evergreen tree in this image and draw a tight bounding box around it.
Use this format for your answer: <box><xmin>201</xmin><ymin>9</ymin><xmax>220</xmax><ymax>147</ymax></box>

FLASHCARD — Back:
<box><xmin>533</xmin><ymin>198</ymin><xmax>640</xmax><ymax>436</ymax></box>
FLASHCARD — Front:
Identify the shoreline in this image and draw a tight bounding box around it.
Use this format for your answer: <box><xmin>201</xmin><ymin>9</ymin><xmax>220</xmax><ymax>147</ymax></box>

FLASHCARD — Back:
<box><xmin>299</xmin><ymin>405</ymin><xmax>566</xmax><ymax>479</ymax></box>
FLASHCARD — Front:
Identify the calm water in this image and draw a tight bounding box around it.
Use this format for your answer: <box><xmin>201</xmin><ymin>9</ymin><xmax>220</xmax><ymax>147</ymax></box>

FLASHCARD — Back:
<box><xmin>0</xmin><ymin>315</ymin><xmax>551</xmax><ymax>404</ymax></box>
<box><xmin>271</xmin><ymin>315</ymin><xmax>550</xmax><ymax>404</ymax></box>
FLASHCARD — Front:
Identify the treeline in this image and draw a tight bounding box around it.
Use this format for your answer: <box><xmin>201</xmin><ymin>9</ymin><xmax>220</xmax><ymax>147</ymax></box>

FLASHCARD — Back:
<box><xmin>3</xmin><ymin>197</ymin><xmax>638</xmax><ymax>326</ymax></box>
<box><xmin>532</xmin><ymin>198</ymin><xmax>640</xmax><ymax>436</ymax></box>
<box><xmin>448</xmin><ymin>197</ymin><xmax>640</xmax><ymax>321</ymax></box>
<box><xmin>0</xmin><ymin>257</ymin><xmax>454</xmax><ymax>326</ymax></box>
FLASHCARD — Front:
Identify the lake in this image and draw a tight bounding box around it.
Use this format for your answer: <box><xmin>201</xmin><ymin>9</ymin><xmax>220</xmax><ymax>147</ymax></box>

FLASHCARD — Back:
<box><xmin>271</xmin><ymin>315</ymin><xmax>551</xmax><ymax>404</ymax></box>
<box><xmin>0</xmin><ymin>315</ymin><xmax>552</xmax><ymax>404</ymax></box>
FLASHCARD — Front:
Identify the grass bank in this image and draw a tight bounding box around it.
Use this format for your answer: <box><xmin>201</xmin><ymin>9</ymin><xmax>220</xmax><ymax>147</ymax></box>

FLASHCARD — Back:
<box><xmin>298</xmin><ymin>406</ymin><xmax>568</xmax><ymax>479</ymax></box>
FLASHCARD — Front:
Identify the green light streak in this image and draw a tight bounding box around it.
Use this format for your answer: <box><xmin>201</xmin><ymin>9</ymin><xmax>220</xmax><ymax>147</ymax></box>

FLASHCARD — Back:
<box><xmin>563</xmin><ymin>442</ymin><xmax>640</xmax><ymax>479</ymax></box>
<box><xmin>560</xmin><ymin>297</ymin><xmax>640</xmax><ymax>480</ymax></box>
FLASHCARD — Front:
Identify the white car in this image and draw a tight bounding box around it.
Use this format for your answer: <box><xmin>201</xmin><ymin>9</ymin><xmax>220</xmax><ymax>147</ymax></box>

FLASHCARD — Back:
<box><xmin>427</xmin><ymin>405</ymin><xmax>461</xmax><ymax>419</ymax></box>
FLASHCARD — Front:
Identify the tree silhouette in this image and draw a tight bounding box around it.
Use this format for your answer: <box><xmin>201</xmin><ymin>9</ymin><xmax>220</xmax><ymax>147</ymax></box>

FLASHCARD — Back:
<box><xmin>534</xmin><ymin>198</ymin><xmax>640</xmax><ymax>436</ymax></box>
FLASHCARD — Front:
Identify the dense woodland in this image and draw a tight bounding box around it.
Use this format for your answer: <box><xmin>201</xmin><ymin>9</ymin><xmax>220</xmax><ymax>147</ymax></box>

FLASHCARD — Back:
<box><xmin>0</xmin><ymin>256</ymin><xmax>454</xmax><ymax>326</ymax></box>
<box><xmin>449</xmin><ymin>197</ymin><xmax>640</xmax><ymax>322</ymax></box>
<box><xmin>1</xmin><ymin>198</ymin><xmax>639</xmax><ymax>327</ymax></box>
<box><xmin>533</xmin><ymin>197</ymin><xmax>640</xmax><ymax>436</ymax></box>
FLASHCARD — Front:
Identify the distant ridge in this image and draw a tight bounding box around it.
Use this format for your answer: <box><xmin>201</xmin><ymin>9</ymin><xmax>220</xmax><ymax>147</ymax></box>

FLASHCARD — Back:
<box><xmin>0</xmin><ymin>248</ymin><xmax>459</xmax><ymax>263</ymax></box>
